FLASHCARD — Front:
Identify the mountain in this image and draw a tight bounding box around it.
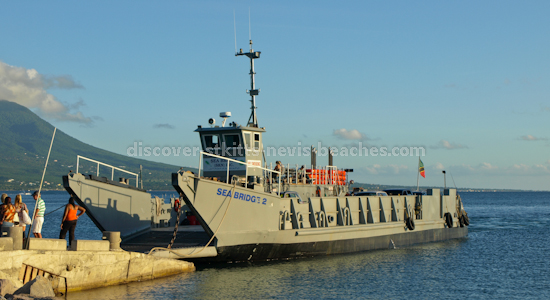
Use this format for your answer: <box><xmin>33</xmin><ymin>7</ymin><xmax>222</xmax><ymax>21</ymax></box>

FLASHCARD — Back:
<box><xmin>0</xmin><ymin>100</ymin><xmax>195</xmax><ymax>191</ymax></box>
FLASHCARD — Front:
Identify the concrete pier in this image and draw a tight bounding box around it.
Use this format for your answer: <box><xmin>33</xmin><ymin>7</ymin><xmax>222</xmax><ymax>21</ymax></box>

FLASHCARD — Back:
<box><xmin>0</xmin><ymin>232</ymin><xmax>195</xmax><ymax>296</ymax></box>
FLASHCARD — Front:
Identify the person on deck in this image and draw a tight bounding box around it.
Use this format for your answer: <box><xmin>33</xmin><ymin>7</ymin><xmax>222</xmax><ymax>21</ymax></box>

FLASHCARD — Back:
<box><xmin>32</xmin><ymin>191</ymin><xmax>46</xmax><ymax>238</ymax></box>
<box><xmin>59</xmin><ymin>197</ymin><xmax>86</xmax><ymax>247</ymax></box>
<box><xmin>272</xmin><ymin>161</ymin><xmax>282</xmax><ymax>182</ymax></box>
<box><xmin>298</xmin><ymin>165</ymin><xmax>311</xmax><ymax>183</ymax></box>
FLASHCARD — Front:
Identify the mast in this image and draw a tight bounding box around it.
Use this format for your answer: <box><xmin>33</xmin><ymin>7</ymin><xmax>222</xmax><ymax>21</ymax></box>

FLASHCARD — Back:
<box><xmin>236</xmin><ymin>39</ymin><xmax>261</xmax><ymax>127</ymax></box>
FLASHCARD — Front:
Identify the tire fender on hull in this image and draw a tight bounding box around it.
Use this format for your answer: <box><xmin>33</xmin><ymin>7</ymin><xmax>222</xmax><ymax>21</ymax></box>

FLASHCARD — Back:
<box><xmin>406</xmin><ymin>217</ymin><xmax>415</xmax><ymax>231</ymax></box>
<box><xmin>444</xmin><ymin>213</ymin><xmax>453</xmax><ymax>228</ymax></box>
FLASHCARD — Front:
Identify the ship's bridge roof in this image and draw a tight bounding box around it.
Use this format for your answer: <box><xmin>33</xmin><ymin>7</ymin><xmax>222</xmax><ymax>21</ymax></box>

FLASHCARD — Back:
<box><xmin>195</xmin><ymin>125</ymin><xmax>266</xmax><ymax>133</ymax></box>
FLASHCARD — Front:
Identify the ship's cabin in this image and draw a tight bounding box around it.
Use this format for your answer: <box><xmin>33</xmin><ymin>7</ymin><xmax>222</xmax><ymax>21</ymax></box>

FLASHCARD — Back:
<box><xmin>195</xmin><ymin>121</ymin><xmax>265</xmax><ymax>182</ymax></box>
<box><xmin>194</xmin><ymin>114</ymin><xmax>349</xmax><ymax>196</ymax></box>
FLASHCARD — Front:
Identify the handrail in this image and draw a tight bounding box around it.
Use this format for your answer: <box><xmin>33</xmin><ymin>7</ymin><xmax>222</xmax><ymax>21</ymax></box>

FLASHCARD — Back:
<box><xmin>198</xmin><ymin>151</ymin><xmax>281</xmax><ymax>187</ymax></box>
<box><xmin>76</xmin><ymin>155</ymin><xmax>139</xmax><ymax>187</ymax></box>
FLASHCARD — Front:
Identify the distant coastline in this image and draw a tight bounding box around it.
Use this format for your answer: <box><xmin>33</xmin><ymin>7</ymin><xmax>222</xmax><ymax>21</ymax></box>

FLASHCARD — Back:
<box><xmin>350</xmin><ymin>182</ymin><xmax>548</xmax><ymax>193</ymax></box>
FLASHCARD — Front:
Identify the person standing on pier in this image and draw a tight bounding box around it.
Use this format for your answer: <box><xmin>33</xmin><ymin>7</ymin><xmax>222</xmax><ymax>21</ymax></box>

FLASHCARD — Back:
<box><xmin>59</xmin><ymin>197</ymin><xmax>86</xmax><ymax>247</ymax></box>
<box><xmin>0</xmin><ymin>194</ymin><xmax>7</xmax><ymax>220</ymax></box>
<box><xmin>32</xmin><ymin>191</ymin><xmax>46</xmax><ymax>238</ymax></box>
<box><xmin>14</xmin><ymin>194</ymin><xmax>30</xmax><ymax>232</ymax></box>
<box><xmin>1</xmin><ymin>197</ymin><xmax>16</xmax><ymax>235</ymax></box>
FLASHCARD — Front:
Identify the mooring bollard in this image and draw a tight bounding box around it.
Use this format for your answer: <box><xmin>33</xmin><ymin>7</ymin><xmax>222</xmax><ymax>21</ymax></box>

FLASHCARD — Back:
<box><xmin>8</xmin><ymin>226</ymin><xmax>23</xmax><ymax>250</ymax></box>
<box><xmin>102</xmin><ymin>231</ymin><xmax>121</xmax><ymax>251</ymax></box>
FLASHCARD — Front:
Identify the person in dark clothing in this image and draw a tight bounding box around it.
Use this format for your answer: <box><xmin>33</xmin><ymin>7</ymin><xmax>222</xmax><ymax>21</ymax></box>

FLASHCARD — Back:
<box><xmin>59</xmin><ymin>197</ymin><xmax>86</xmax><ymax>247</ymax></box>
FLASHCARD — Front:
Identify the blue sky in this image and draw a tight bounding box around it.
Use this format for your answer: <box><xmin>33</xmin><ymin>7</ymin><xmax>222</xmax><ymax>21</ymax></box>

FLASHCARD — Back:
<box><xmin>1</xmin><ymin>1</ymin><xmax>549</xmax><ymax>190</ymax></box>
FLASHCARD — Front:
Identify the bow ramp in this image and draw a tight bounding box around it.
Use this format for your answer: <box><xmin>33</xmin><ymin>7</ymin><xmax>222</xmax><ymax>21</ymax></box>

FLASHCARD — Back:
<box><xmin>63</xmin><ymin>155</ymin><xmax>216</xmax><ymax>259</ymax></box>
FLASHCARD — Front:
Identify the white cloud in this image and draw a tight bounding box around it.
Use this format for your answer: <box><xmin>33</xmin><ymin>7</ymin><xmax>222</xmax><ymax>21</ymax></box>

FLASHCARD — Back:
<box><xmin>0</xmin><ymin>61</ymin><xmax>91</xmax><ymax>123</ymax></box>
<box><xmin>431</xmin><ymin>140</ymin><xmax>468</xmax><ymax>150</ymax></box>
<box><xmin>333</xmin><ymin>128</ymin><xmax>368</xmax><ymax>140</ymax></box>
<box><xmin>519</xmin><ymin>135</ymin><xmax>547</xmax><ymax>141</ymax></box>
<box><xmin>434</xmin><ymin>162</ymin><xmax>445</xmax><ymax>170</ymax></box>
<box><xmin>479</xmin><ymin>162</ymin><xmax>499</xmax><ymax>171</ymax></box>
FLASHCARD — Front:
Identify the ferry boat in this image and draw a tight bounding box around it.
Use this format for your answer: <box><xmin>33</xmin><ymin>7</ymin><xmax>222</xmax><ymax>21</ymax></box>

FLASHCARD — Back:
<box><xmin>63</xmin><ymin>40</ymin><xmax>469</xmax><ymax>262</ymax></box>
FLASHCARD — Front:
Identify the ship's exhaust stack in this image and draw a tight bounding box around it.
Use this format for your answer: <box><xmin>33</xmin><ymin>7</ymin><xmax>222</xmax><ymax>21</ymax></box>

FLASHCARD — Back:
<box><xmin>311</xmin><ymin>146</ymin><xmax>317</xmax><ymax>169</ymax></box>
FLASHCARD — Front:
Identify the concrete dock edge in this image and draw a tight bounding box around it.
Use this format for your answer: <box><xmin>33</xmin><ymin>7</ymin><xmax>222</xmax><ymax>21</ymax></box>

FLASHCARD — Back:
<box><xmin>0</xmin><ymin>249</ymin><xmax>195</xmax><ymax>294</ymax></box>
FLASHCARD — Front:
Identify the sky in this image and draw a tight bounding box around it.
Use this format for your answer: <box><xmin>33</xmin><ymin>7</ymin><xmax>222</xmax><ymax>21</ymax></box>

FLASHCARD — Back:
<box><xmin>1</xmin><ymin>1</ymin><xmax>549</xmax><ymax>190</ymax></box>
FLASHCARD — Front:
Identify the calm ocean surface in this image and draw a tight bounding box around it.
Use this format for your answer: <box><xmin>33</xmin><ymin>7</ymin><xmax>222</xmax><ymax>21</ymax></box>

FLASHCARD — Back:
<box><xmin>2</xmin><ymin>191</ymin><xmax>549</xmax><ymax>299</ymax></box>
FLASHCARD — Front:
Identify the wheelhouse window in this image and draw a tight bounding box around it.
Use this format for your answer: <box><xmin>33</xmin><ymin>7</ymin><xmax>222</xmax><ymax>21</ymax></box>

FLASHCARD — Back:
<box><xmin>254</xmin><ymin>133</ymin><xmax>261</xmax><ymax>150</ymax></box>
<box><xmin>243</xmin><ymin>132</ymin><xmax>251</xmax><ymax>149</ymax></box>
<box><xmin>223</xmin><ymin>134</ymin><xmax>241</xmax><ymax>148</ymax></box>
<box><xmin>203</xmin><ymin>134</ymin><xmax>220</xmax><ymax>150</ymax></box>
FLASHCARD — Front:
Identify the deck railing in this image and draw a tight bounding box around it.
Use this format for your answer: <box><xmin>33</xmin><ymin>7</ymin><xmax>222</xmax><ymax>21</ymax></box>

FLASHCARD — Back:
<box><xmin>198</xmin><ymin>151</ymin><xmax>280</xmax><ymax>187</ymax></box>
<box><xmin>76</xmin><ymin>155</ymin><xmax>139</xmax><ymax>187</ymax></box>
<box><xmin>271</xmin><ymin>163</ymin><xmax>345</xmax><ymax>185</ymax></box>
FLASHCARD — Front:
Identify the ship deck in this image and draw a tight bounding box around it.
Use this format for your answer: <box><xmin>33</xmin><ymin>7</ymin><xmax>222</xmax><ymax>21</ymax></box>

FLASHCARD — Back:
<box><xmin>120</xmin><ymin>226</ymin><xmax>211</xmax><ymax>253</ymax></box>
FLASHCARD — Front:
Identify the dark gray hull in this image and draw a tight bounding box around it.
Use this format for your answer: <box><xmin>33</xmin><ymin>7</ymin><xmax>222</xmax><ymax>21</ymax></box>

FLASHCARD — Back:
<box><xmin>192</xmin><ymin>227</ymin><xmax>468</xmax><ymax>263</ymax></box>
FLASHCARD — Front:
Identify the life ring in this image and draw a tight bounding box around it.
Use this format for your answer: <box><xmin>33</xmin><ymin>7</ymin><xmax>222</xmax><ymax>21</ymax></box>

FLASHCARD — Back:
<box><xmin>406</xmin><ymin>217</ymin><xmax>415</xmax><ymax>231</ymax></box>
<box><xmin>444</xmin><ymin>213</ymin><xmax>453</xmax><ymax>228</ymax></box>
<box><xmin>174</xmin><ymin>198</ymin><xmax>181</xmax><ymax>213</ymax></box>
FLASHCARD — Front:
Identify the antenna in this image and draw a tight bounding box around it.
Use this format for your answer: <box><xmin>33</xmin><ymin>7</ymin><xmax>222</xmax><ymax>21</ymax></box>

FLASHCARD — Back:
<box><xmin>220</xmin><ymin>112</ymin><xmax>231</xmax><ymax>127</ymax></box>
<box><xmin>234</xmin><ymin>10</ymin><xmax>237</xmax><ymax>54</ymax></box>
<box><xmin>236</xmin><ymin>10</ymin><xmax>261</xmax><ymax>127</ymax></box>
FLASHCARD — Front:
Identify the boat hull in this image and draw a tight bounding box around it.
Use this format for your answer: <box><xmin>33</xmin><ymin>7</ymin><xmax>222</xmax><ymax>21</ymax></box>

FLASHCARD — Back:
<box><xmin>63</xmin><ymin>173</ymin><xmax>176</xmax><ymax>239</ymax></box>
<box><xmin>172</xmin><ymin>171</ymin><xmax>469</xmax><ymax>263</ymax></box>
<box><xmin>192</xmin><ymin>226</ymin><xmax>467</xmax><ymax>262</ymax></box>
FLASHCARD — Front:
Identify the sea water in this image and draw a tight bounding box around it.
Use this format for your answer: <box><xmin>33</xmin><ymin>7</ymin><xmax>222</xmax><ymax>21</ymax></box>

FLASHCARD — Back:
<box><xmin>2</xmin><ymin>191</ymin><xmax>549</xmax><ymax>299</ymax></box>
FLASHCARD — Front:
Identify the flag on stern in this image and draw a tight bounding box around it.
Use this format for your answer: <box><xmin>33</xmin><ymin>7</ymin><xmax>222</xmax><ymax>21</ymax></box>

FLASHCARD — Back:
<box><xmin>419</xmin><ymin>159</ymin><xmax>425</xmax><ymax>178</ymax></box>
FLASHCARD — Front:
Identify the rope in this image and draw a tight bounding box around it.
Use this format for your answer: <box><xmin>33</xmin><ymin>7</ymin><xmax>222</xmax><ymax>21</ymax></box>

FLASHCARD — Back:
<box><xmin>167</xmin><ymin>197</ymin><xmax>183</xmax><ymax>249</ymax></box>
<box><xmin>44</xmin><ymin>204</ymin><xmax>66</xmax><ymax>216</ymax></box>
<box><xmin>148</xmin><ymin>178</ymin><xmax>238</xmax><ymax>258</ymax></box>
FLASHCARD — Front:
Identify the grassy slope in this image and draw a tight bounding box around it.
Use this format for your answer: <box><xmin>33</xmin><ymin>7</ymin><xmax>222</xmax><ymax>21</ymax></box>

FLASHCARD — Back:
<box><xmin>0</xmin><ymin>100</ymin><xmax>195</xmax><ymax>190</ymax></box>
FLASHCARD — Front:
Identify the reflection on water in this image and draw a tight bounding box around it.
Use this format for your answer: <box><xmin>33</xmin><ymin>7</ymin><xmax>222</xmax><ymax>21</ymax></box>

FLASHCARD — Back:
<box><xmin>69</xmin><ymin>240</ymin><xmax>468</xmax><ymax>300</ymax></box>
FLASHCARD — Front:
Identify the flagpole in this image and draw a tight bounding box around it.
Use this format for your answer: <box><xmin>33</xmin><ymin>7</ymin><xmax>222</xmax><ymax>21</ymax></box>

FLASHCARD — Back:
<box><xmin>416</xmin><ymin>156</ymin><xmax>420</xmax><ymax>191</ymax></box>
<box><xmin>25</xmin><ymin>127</ymin><xmax>56</xmax><ymax>249</ymax></box>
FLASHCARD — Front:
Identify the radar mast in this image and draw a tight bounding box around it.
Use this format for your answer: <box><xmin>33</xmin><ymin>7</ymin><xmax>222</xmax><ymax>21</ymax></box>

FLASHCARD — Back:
<box><xmin>236</xmin><ymin>40</ymin><xmax>260</xmax><ymax>127</ymax></box>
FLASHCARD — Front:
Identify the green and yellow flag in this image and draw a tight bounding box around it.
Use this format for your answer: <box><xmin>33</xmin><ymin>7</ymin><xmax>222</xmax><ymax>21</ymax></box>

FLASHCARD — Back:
<box><xmin>419</xmin><ymin>159</ymin><xmax>425</xmax><ymax>178</ymax></box>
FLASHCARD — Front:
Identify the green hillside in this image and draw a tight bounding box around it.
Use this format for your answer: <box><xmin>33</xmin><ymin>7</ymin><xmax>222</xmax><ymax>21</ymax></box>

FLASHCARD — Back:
<box><xmin>0</xmin><ymin>100</ymin><xmax>195</xmax><ymax>191</ymax></box>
